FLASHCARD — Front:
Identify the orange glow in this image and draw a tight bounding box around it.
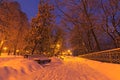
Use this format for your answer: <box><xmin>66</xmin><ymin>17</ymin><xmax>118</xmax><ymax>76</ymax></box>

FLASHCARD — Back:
<box><xmin>26</xmin><ymin>50</ymin><xmax>29</xmax><ymax>53</ymax></box>
<box><xmin>3</xmin><ymin>47</ymin><xmax>8</xmax><ymax>51</ymax></box>
<box><xmin>67</xmin><ymin>50</ymin><xmax>71</xmax><ymax>53</ymax></box>
<box><xmin>67</xmin><ymin>50</ymin><xmax>72</xmax><ymax>55</ymax></box>
<box><xmin>56</xmin><ymin>44</ymin><xmax>60</xmax><ymax>48</ymax></box>
<box><xmin>16</xmin><ymin>50</ymin><xmax>19</xmax><ymax>53</ymax></box>
<box><xmin>0</xmin><ymin>41</ymin><xmax>4</xmax><ymax>46</ymax></box>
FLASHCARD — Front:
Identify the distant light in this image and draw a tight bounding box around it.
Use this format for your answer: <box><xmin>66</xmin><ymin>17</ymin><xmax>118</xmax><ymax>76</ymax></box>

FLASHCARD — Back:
<box><xmin>16</xmin><ymin>50</ymin><xmax>19</xmax><ymax>53</ymax></box>
<box><xmin>26</xmin><ymin>51</ymin><xmax>29</xmax><ymax>53</ymax></box>
<box><xmin>3</xmin><ymin>47</ymin><xmax>8</xmax><ymax>51</ymax></box>
<box><xmin>56</xmin><ymin>44</ymin><xmax>60</xmax><ymax>48</ymax></box>
<box><xmin>62</xmin><ymin>52</ymin><xmax>65</xmax><ymax>55</ymax></box>
<box><xmin>67</xmin><ymin>50</ymin><xmax>71</xmax><ymax>53</ymax></box>
<box><xmin>67</xmin><ymin>50</ymin><xmax>72</xmax><ymax>55</ymax></box>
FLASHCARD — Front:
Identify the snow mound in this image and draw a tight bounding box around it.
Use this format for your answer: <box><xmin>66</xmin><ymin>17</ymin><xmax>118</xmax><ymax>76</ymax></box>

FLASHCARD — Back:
<box><xmin>51</xmin><ymin>57</ymin><xmax>62</xmax><ymax>63</ymax></box>
<box><xmin>79</xmin><ymin>58</ymin><xmax>120</xmax><ymax>80</ymax></box>
<box><xmin>0</xmin><ymin>57</ymin><xmax>43</xmax><ymax>80</ymax></box>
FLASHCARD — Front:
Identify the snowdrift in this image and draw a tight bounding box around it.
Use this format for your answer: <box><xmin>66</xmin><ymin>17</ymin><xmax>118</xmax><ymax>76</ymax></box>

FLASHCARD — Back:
<box><xmin>0</xmin><ymin>56</ymin><xmax>119</xmax><ymax>80</ymax></box>
<box><xmin>0</xmin><ymin>57</ymin><xmax>42</xmax><ymax>80</ymax></box>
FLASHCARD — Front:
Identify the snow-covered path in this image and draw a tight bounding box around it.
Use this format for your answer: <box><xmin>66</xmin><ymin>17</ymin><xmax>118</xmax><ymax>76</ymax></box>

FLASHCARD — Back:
<box><xmin>1</xmin><ymin>56</ymin><xmax>120</xmax><ymax>80</ymax></box>
<box><xmin>22</xmin><ymin>57</ymin><xmax>110</xmax><ymax>80</ymax></box>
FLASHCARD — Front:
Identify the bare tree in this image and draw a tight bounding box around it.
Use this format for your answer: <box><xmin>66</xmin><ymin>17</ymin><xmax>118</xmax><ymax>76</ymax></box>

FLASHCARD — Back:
<box><xmin>100</xmin><ymin>0</ymin><xmax>120</xmax><ymax>47</ymax></box>
<box><xmin>55</xmin><ymin>0</ymin><xmax>101</xmax><ymax>51</ymax></box>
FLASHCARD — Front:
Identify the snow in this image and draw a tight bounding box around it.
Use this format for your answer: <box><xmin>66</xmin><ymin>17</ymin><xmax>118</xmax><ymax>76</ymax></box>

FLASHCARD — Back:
<box><xmin>0</xmin><ymin>55</ymin><xmax>120</xmax><ymax>80</ymax></box>
<box><xmin>78</xmin><ymin>57</ymin><xmax>120</xmax><ymax>80</ymax></box>
<box><xmin>0</xmin><ymin>56</ymin><xmax>42</xmax><ymax>80</ymax></box>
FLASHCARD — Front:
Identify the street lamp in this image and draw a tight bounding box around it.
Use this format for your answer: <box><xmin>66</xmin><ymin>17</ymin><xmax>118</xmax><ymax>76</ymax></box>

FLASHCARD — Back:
<box><xmin>16</xmin><ymin>50</ymin><xmax>19</xmax><ymax>53</ymax></box>
<box><xmin>3</xmin><ymin>47</ymin><xmax>8</xmax><ymax>51</ymax></box>
<box><xmin>67</xmin><ymin>49</ymin><xmax>72</xmax><ymax>55</ymax></box>
<box><xmin>56</xmin><ymin>44</ymin><xmax>60</xmax><ymax>48</ymax></box>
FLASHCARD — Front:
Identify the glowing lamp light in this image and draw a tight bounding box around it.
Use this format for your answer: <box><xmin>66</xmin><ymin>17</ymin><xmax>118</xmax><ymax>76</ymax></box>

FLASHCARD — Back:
<box><xmin>16</xmin><ymin>50</ymin><xmax>19</xmax><ymax>53</ymax></box>
<box><xmin>3</xmin><ymin>47</ymin><xmax>8</xmax><ymax>51</ymax></box>
<box><xmin>26</xmin><ymin>50</ymin><xmax>29</xmax><ymax>53</ymax></box>
<box><xmin>67</xmin><ymin>50</ymin><xmax>71</xmax><ymax>53</ymax></box>
<box><xmin>62</xmin><ymin>52</ymin><xmax>65</xmax><ymax>55</ymax></box>
<box><xmin>56</xmin><ymin>44</ymin><xmax>60</xmax><ymax>48</ymax></box>
<box><xmin>67</xmin><ymin>50</ymin><xmax>72</xmax><ymax>55</ymax></box>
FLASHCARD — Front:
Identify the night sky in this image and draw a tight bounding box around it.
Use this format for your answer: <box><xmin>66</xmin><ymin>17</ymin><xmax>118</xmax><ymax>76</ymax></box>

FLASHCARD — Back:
<box><xmin>14</xmin><ymin>0</ymin><xmax>40</xmax><ymax>21</ymax></box>
<box><xmin>14</xmin><ymin>0</ymin><xmax>61</xmax><ymax>23</ymax></box>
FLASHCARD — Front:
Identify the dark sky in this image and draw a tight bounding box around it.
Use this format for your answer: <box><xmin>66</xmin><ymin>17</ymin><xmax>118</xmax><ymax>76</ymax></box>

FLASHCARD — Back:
<box><xmin>15</xmin><ymin>0</ymin><xmax>61</xmax><ymax>23</ymax></box>
<box><xmin>15</xmin><ymin>0</ymin><xmax>40</xmax><ymax>21</ymax></box>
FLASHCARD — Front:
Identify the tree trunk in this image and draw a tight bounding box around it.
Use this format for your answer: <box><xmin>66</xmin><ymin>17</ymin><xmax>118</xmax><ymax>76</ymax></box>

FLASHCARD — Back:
<box><xmin>31</xmin><ymin>43</ymin><xmax>37</xmax><ymax>55</ymax></box>
<box><xmin>91</xmin><ymin>29</ymin><xmax>101</xmax><ymax>50</ymax></box>
<box><xmin>0</xmin><ymin>43</ymin><xmax>4</xmax><ymax>56</ymax></box>
<box><xmin>87</xmin><ymin>31</ymin><xmax>93</xmax><ymax>52</ymax></box>
<box><xmin>81</xmin><ymin>0</ymin><xmax>101</xmax><ymax>51</ymax></box>
<box><xmin>13</xmin><ymin>48</ymin><xmax>16</xmax><ymax>55</ymax></box>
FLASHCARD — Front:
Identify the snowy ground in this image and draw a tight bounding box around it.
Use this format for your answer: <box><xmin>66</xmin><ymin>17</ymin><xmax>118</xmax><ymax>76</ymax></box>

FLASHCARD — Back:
<box><xmin>0</xmin><ymin>56</ymin><xmax>120</xmax><ymax>80</ymax></box>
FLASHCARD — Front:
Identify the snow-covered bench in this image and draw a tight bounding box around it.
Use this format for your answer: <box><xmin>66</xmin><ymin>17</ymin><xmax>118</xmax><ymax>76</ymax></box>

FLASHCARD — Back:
<box><xmin>34</xmin><ymin>59</ymin><xmax>51</xmax><ymax>64</ymax></box>
<box><xmin>24</xmin><ymin>54</ymin><xmax>29</xmax><ymax>58</ymax></box>
<box><xmin>23</xmin><ymin>54</ymin><xmax>51</xmax><ymax>64</ymax></box>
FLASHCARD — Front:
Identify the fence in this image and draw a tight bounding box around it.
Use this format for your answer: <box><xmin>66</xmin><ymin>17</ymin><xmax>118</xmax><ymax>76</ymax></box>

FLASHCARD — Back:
<box><xmin>80</xmin><ymin>48</ymin><xmax>120</xmax><ymax>64</ymax></box>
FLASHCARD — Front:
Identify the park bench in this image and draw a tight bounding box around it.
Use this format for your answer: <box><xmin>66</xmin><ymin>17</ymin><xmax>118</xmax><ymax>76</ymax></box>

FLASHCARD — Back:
<box><xmin>34</xmin><ymin>59</ymin><xmax>51</xmax><ymax>64</ymax></box>
<box><xmin>23</xmin><ymin>54</ymin><xmax>51</xmax><ymax>64</ymax></box>
<box><xmin>24</xmin><ymin>54</ymin><xmax>30</xmax><ymax>58</ymax></box>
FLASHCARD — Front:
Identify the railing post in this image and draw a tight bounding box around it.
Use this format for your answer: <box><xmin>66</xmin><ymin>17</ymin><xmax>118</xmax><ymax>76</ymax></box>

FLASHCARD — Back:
<box><xmin>109</xmin><ymin>51</ymin><xmax>112</xmax><ymax>63</ymax></box>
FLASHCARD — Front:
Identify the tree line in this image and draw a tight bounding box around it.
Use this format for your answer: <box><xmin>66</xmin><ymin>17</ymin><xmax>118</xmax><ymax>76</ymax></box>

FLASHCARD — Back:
<box><xmin>0</xmin><ymin>0</ymin><xmax>65</xmax><ymax>56</ymax></box>
<box><xmin>0</xmin><ymin>0</ymin><xmax>120</xmax><ymax>56</ymax></box>
<box><xmin>55</xmin><ymin>0</ymin><xmax>120</xmax><ymax>55</ymax></box>
<box><xmin>0</xmin><ymin>0</ymin><xmax>29</xmax><ymax>55</ymax></box>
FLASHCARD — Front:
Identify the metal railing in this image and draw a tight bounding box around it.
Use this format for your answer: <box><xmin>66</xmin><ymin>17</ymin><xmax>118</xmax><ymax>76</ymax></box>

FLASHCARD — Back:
<box><xmin>80</xmin><ymin>48</ymin><xmax>120</xmax><ymax>64</ymax></box>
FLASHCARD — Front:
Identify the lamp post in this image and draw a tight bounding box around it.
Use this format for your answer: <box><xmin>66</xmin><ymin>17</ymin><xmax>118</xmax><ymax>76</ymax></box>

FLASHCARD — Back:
<box><xmin>0</xmin><ymin>40</ymin><xmax>7</xmax><ymax>56</ymax></box>
<box><xmin>0</xmin><ymin>40</ymin><xmax>4</xmax><ymax>56</ymax></box>
<box><xmin>56</xmin><ymin>44</ymin><xmax>60</xmax><ymax>49</ymax></box>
